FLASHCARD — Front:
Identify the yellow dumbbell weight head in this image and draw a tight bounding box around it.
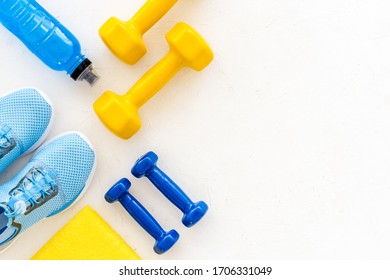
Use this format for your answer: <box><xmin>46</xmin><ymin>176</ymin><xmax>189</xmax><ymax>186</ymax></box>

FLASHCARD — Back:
<box><xmin>94</xmin><ymin>22</ymin><xmax>213</xmax><ymax>139</ymax></box>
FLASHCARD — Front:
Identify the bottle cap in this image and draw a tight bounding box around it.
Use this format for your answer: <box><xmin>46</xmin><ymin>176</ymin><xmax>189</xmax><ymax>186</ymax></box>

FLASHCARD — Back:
<box><xmin>70</xmin><ymin>58</ymin><xmax>100</xmax><ymax>86</ymax></box>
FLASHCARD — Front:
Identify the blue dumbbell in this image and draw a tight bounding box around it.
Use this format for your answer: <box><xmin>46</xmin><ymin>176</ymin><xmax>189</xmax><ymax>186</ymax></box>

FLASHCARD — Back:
<box><xmin>105</xmin><ymin>178</ymin><xmax>179</xmax><ymax>254</ymax></box>
<box><xmin>131</xmin><ymin>151</ymin><xmax>208</xmax><ymax>227</ymax></box>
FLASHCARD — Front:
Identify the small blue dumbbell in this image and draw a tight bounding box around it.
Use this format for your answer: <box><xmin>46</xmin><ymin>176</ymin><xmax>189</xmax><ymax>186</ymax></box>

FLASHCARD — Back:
<box><xmin>105</xmin><ymin>178</ymin><xmax>179</xmax><ymax>254</ymax></box>
<box><xmin>131</xmin><ymin>151</ymin><xmax>208</xmax><ymax>227</ymax></box>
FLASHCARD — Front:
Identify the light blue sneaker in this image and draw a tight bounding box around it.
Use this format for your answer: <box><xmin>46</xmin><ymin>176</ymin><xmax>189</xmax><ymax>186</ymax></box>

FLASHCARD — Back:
<box><xmin>0</xmin><ymin>88</ymin><xmax>54</xmax><ymax>174</ymax></box>
<box><xmin>0</xmin><ymin>132</ymin><xmax>96</xmax><ymax>248</ymax></box>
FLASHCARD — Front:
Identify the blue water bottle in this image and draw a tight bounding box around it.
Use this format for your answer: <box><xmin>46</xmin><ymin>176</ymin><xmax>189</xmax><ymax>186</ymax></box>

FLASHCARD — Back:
<box><xmin>0</xmin><ymin>0</ymin><xmax>99</xmax><ymax>86</ymax></box>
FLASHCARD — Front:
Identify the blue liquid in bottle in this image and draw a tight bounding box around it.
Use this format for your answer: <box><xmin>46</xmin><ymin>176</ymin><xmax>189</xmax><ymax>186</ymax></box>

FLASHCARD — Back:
<box><xmin>0</xmin><ymin>0</ymin><xmax>99</xmax><ymax>86</ymax></box>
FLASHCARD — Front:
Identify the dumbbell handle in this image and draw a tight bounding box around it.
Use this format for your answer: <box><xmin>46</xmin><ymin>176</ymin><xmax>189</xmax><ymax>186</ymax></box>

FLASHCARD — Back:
<box><xmin>119</xmin><ymin>193</ymin><xmax>166</xmax><ymax>241</ymax></box>
<box><xmin>125</xmin><ymin>51</ymin><xmax>183</xmax><ymax>108</ymax></box>
<box><xmin>146</xmin><ymin>166</ymin><xmax>195</xmax><ymax>214</ymax></box>
<box><xmin>128</xmin><ymin>0</ymin><xmax>178</xmax><ymax>34</ymax></box>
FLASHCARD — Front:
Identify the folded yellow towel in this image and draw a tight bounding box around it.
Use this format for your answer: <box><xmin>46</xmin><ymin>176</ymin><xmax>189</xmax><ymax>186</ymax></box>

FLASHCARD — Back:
<box><xmin>31</xmin><ymin>205</ymin><xmax>141</xmax><ymax>260</ymax></box>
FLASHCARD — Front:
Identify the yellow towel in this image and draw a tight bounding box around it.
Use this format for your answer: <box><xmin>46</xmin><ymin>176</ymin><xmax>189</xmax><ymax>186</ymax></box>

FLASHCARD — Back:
<box><xmin>31</xmin><ymin>205</ymin><xmax>141</xmax><ymax>260</ymax></box>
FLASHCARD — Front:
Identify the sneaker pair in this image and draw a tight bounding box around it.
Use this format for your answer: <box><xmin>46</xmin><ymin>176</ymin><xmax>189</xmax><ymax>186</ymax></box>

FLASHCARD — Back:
<box><xmin>0</xmin><ymin>88</ymin><xmax>96</xmax><ymax>249</ymax></box>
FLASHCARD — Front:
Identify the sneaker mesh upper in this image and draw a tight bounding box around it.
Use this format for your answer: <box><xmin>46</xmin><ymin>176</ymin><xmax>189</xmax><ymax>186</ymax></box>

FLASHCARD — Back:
<box><xmin>0</xmin><ymin>88</ymin><xmax>52</xmax><ymax>173</ymax></box>
<box><xmin>0</xmin><ymin>132</ymin><xmax>95</xmax><ymax>244</ymax></box>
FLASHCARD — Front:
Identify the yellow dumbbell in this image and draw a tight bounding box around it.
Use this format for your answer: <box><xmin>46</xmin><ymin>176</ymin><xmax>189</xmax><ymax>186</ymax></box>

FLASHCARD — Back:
<box><xmin>94</xmin><ymin>22</ymin><xmax>213</xmax><ymax>139</ymax></box>
<box><xmin>99</xmin><ymin>0</ymin><xmax>178</xmax><ymax>64</ymax></box>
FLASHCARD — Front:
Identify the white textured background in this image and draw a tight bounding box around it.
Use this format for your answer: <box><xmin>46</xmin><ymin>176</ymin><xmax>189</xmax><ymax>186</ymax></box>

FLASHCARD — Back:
<box><xmin>1</xmin><ymin>0</ymin><xmax>390</xmax><ymax>260</ymax></box>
